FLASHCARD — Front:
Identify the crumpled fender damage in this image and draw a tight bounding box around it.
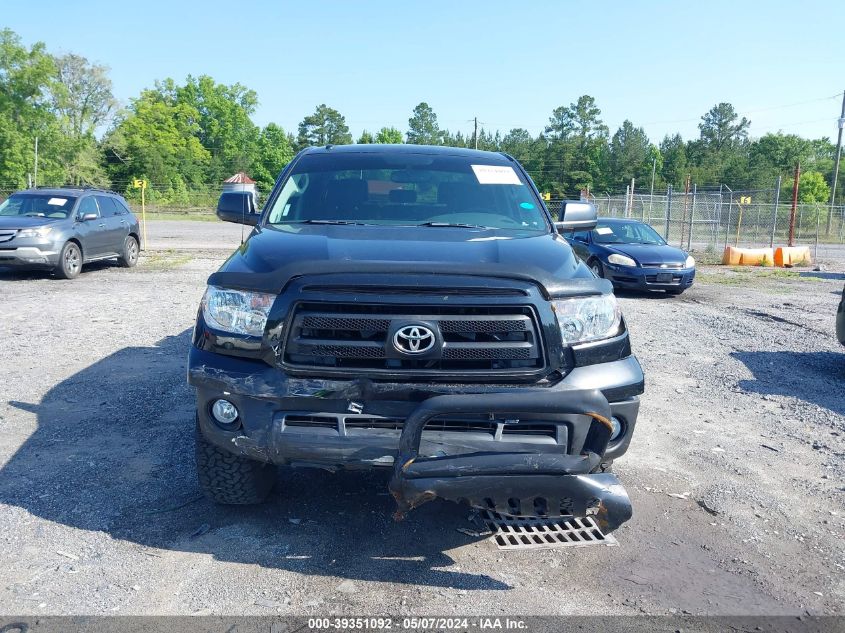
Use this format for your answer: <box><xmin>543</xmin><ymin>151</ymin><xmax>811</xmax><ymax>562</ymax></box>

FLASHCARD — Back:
<box><xmin>388</xmin><ymin>389</ymin><xmax>633</xmax><ymax>532</ymax></box>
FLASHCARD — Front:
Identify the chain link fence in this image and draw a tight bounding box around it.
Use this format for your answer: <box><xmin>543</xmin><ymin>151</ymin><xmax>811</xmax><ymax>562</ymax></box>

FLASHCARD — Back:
<box><xmin>551</xmin><ymin>189</ymin><xmax>845</xmax><ymax>264</ymax></box>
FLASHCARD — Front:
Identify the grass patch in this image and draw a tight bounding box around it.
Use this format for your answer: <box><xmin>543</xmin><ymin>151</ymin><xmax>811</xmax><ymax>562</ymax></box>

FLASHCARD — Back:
<box><xmin>697</xmin><ymin>266</ymin><xmax>815</xmax><ymax>286</ymax></box>
<box><xmin>140</xmin><ymin>250</ymin><xmax>194</xmax><ymax>271</ymax></box>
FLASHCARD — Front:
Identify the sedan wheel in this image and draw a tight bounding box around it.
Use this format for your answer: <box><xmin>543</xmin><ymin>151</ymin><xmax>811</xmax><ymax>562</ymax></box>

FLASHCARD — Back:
<box><xmin>590</xmin><ymin>261</ymin><xmax>604</xmax><ymax>278</ymax></box>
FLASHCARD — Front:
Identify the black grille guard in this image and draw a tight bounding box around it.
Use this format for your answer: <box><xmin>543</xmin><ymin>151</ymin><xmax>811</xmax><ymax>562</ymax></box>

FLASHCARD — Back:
<box><xmin>388</xmin><ymin>388</ymin><xmax>633</xmax><ymax>533</ymax></box>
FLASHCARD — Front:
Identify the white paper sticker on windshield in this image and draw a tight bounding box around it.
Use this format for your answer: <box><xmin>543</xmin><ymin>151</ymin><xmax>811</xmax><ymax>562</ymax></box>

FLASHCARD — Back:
<box><xmin>595</xmin><ymin>227</ymin><xmax>613</xmax><ymax>235</ymax></box>
<box><xmin>471</xmin><ymin>164</ymin><xmax>521</xmax><ymax>185</ymax></box>
<box><xmin>47</xmin><ymin>197</ymin><xmax>68</xmax><ymax>206</ymax></box>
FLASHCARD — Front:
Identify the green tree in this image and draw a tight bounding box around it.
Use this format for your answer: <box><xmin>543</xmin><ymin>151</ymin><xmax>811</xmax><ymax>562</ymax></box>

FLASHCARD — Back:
<box><xmin>698</xmin><ymin>102</ymin><xmax>750</xmax><ymax>152</ymax></box>
<box><xmin>296</xmin><ymin>104</ymin><xmax>352</xmax><ymax>149</ymax></box>
<box><xmin>375</xmin><ymin>126</ymin><xmax>403</xmax><ymax>144</ymax></box>
<box><xmin>542</xmin><ymin>96</ymin><xmax>609</xmax><ymax>196</ymax></box>
<box><xmin>781</xmin><ymin>170</ymin><xmax>830</xmax><ymax>204</ymax></box>
<box><xmin>608</xmin><ymin>120</ymin><xmax>651</xmax><ymax>188</ymax></box>
<box><xmin>406</xmin><ymin>102</ymin><xmax>442</xmax><ymax>145</ymax></box>
<box><xmin>357</xmin><ymin>130</ymin><xmax>374</xmax><ymax>144</ymax></box>
<box><xmin>0</xmin><ymin>28</ymin><xmax>64</xmax><ymax>187</ymax></box>
<box><xmin>252</xmin><ymin>123</ymin><xmax>294</xmax><ymax>191</ymax></box>
<box><xmin>176</xmin><ymin>75</ymin><xmax>260</xmax><ymax>181</ymax></box>
<box><xmin>52</xmin><ymin>53</ymin><xmax>116</xmax><ymax>185</ymax></box>
<box><xmin>103</xmin><ymin>87</ymin><xmax>210</xmax><ymax>187</ymax></box>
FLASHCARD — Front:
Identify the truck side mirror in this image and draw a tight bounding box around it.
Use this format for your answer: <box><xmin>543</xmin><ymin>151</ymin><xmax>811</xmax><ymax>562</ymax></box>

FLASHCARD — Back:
<box><xmin>554</xmin><ymin>201</ymin><xmax>597</xmax><ymax>232</ymax></box>
<box><xmin>217</xmin><ymin>192</ymin><xmax>259</xmax><ymax>226</ymax></box>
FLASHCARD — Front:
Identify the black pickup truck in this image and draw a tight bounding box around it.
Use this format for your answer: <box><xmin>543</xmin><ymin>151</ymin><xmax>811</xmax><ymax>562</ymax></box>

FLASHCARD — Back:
<box><xmin>188</xmin><ymin>144</ymin><xmax>644</xmax><ymax>533</ymax></box>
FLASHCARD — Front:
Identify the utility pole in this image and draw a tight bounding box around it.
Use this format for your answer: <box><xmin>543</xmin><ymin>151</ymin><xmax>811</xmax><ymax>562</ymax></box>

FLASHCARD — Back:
<box><xmin>788</xmin><ymin>162</ymin><xmax>800</xmax><ymax>246</ymax></box>
<box><xmin>473</xmin><ymin>117</ymin><xmax>478</xmax><ymax>150</ymax></box>
<box><xmin>33</xmin><ymin>136</ymin><xmax>38</xmax><ymax>187</ymax></box>
<box><xmin>828</xmin><ymin>90</ymin><xmax>845</xmax><ymax>235</ymax></box>
<box><xmin>680</xmin><ymin>174</ymin><xmax>691</xmax><ymax>248</ymax></box>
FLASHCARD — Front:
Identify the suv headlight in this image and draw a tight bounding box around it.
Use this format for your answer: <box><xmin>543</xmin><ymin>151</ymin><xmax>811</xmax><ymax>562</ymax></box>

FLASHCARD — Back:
<box><xmin>552</xmin><ymin>294</ymin><xmax>622</xmax><ymax>345</ymax></box>
<box><xmin>607</xmin><ymin>253</ymin><xmax>636</xmax><ymax>267</ymax></box>
<box><xmin>16</xmin><ymin>226</ymin><xmax>53</xmax><ymax>238</ymax></box>
<box><xmin>685</xmin><ymin>255</ymin><xmax>695</xmax><ymax>268</ymax></box>
<box><xmin>202</xmin><ymin>286</ymin><xmax>274</xmax><ymax>336</ymax></box>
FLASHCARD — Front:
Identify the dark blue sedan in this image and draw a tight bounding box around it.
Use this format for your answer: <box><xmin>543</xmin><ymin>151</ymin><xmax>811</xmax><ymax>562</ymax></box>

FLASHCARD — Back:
<box><xmin>565</xmin><ymin>218</ymin><xmax>695</xmax><ymax>294</ymax></box>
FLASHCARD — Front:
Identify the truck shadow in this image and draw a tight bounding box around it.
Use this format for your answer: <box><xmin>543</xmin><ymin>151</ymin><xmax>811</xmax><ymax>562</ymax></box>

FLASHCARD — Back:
<box><xmin>1</xmin><ymin>329</ymin><xmax>507</xmax><ymax>591</ymax></box>
<box><xmin>732</xmin><ymin>350</ymin><xmax>845</xmax><ymax>416</ymax></box>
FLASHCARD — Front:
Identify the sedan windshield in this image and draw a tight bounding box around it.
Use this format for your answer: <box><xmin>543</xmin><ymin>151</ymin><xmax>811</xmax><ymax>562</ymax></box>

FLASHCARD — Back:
<box><xmin>593</xmin><ymin>221</ymin><xmax>665</xmax><ymax>245</ymax></box>
<box><xmin>266</xmin><ymin>152</ymin><xmax>548</xmax><ymax>233</ymax></box>
<box><xmin>0</xmin><ymin>193</ymin><xmax>77</xmax><ymax>219</ymax></box>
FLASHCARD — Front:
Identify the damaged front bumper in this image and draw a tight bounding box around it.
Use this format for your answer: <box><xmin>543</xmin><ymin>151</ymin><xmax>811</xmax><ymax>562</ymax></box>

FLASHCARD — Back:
<box><xmin>189</xmin><ymin>346</ymin><xmax>641</xmax><ymax>530</ymax></box>
<box><xmin>388</xmin><ymin>390</ymin><xmax>632</xmax><ymax>533</ymax></box>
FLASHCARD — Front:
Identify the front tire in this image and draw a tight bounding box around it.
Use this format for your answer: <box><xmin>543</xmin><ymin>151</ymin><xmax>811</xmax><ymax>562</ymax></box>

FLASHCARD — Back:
<box><xmin>118</xmin><ymin>235</ymin><xmax>139</xmax><ymax>268</ymax></box>
<box><xmin>589</xmin><ymin>259</ymin><xmax>604</xmax><ymax>278</ymax></box>
<box><xmin>195</xmin><ymin>423</ymin><xmax>276</xmax><ymax>505</ymax></box>
<box><xmin>55</xmin><ymin>241</ymin><xmax>82</xmax><ymax>279</ymax></box>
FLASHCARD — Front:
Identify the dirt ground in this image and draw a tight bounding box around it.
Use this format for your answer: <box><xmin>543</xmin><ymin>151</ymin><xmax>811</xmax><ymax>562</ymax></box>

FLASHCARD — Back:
<box><xmin>0</xmin><ymin>221</ymin><xmax>842</xmax><ymax>616</ymax></box>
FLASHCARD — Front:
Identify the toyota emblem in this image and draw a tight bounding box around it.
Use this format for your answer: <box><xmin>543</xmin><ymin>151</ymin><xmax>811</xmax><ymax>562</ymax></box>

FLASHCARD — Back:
<box><xmin>393</xmin><ymin>325</ymin><xmax>436</xmax><ymax>354</ymax></box>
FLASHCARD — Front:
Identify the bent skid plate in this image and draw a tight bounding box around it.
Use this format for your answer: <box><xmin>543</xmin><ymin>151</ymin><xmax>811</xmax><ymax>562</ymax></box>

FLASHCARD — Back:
<box><xmin>387</xmin><ymin>388</ymin><xmax>633</xmax><ymax>532</ymax></box>
<box><xmin>391</xmin><ymin>471</ymin><xmax>632</xmax><ymax>533</ymax></box>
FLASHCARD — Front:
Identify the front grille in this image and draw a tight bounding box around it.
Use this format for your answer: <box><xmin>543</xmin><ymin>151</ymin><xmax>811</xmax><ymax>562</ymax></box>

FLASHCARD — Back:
<box><xmin>641</xmin><ymin>262</ymin><xmax>683</xmax><ymax>269</ymax></box>
<box><xmin>283</xmin><ymin>302</ymin><xmax>544</xmax><ymax>376</ymax></box>
<box><xmin>282</xmin><ymin>413</ymin><xmax>558</xmax><ymax>440</ymax></box>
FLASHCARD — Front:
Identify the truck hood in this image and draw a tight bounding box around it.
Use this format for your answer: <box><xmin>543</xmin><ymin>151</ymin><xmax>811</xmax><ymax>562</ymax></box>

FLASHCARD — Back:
<box><xmin>0</xmin><ymin>216</ymin><xmax>64</xmax><ymax>230</ymax></box>
<box><xmin>208</xmin><ymin>223</ymin><xmax>609</xmax><ymax>298</ymax></box>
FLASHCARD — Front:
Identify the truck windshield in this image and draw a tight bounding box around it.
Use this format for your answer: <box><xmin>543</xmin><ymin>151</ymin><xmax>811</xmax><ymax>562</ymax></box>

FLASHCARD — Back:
<box><xmin>266</xmin><ymin>152</ymin><xmax>548</xmax><ymax>232</ymax></box>
<box><xmin>0</xmin><ymin>193</ymin><xmax>78</xmax><ymax>219</ymax></box>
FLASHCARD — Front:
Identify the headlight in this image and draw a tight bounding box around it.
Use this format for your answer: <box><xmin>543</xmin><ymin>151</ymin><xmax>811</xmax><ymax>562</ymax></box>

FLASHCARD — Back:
<box><xmin>552</xmin><ymin>294</ymin><xmax>622</xmax><ymax>345</ymax></box>
<box><xmin>16</xmin><ymin>226</ymin><xmax>53</xmax><ymax>238</ymax></box>
<box><xmin>607</xmin><ymin>253</ymin><xmax>636</xmax><ymax>267</ymax></box>
<box><xmin>202</xmin><ymin>286</ymin><xmax>274</xmax><ymax>336</ymax></box>
<box><xmin>685</xmin><ymin>255</ymin><xmax>695</xmax><ymax>268</ymax></box>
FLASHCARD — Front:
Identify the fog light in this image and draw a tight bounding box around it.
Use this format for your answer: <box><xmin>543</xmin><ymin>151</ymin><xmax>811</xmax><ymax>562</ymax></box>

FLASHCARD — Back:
<box><xmin>211</xmin><ymin>399</ymin><xmax>239</xmax><ymax>425</ymax></box>
<box><xmin>609</xmin><ymin>416</ymin><xmax>624</xmax><ymax>442</ymax></box>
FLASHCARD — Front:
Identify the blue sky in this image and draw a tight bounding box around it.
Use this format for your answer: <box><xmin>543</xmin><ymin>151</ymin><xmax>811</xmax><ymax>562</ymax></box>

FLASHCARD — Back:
<box><xmin>7</xmin><ymin>0</ymin><xmax>845</xmax><ymax>143</ymax></box>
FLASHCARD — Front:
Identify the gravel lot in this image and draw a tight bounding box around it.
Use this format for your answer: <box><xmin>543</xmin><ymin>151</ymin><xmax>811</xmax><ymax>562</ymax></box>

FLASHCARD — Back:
<box><xmin>0</xmin><ymin>220</ymin><xmax>843</xmax><ymax>616</ymax></box>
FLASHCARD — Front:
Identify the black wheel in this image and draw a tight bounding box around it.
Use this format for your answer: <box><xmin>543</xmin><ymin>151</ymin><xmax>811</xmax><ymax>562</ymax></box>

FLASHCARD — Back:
<box><xmin>666</xmin><ymin>287</ymin><xmax>685</xmax><ymax>295</ymax></box>
<box><xmin>118</xmin><ymin>235</ymin><xmax>139</xmax><ymax>268</ymax></box>
<box><xmin>195</xmin><ymin>423</ymin><xmax>275</xmax><ymax>505</ymax></box>
<box><xmin>589</xmin><ymin>259</ymin><xmax>604</xmax><ymax>278</ymax></box>
<box><xmin>55</xmin><ymin>241</ymin><xmax>82</xmax><ymax>279</ymax></box>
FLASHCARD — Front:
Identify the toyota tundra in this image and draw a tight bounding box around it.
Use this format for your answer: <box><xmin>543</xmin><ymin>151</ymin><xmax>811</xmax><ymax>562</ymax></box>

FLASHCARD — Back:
<box><xmin>188</xmin><ymin>144</ymin><xmax>644</xmax><ymax>533</ymax></box>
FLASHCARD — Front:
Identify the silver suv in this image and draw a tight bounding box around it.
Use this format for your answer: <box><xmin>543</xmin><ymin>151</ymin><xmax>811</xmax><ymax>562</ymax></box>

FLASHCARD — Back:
<box><xmin>0</xmin><ymin>188</ymin><xmax>141</xmax><ymax>279</ymax></box>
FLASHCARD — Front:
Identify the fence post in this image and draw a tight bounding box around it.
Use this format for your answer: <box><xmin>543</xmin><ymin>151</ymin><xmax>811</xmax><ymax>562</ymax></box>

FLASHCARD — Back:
<box><xmin>724</xmin><ymin>191</ymin><xmax>734</xmax><ymax>250</ymax></box>
<box><xmin>664</xmin><ymin>185</ymin><xmax>672</xmax><ymax>239</ymax></box>
<box><xmin>770</xmin><ymin>176</ymin><xmax>781</xmax><ymax>248</ymax></box>
<box><xmin>688</xmin><ymin>184</ymin><xmax>697</xmax><ymax>250</ymax></box>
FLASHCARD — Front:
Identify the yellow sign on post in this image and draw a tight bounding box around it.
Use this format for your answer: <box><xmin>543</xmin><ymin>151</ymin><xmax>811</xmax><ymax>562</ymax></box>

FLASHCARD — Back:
<box><xmin>132</xmin><ymin>179</ymin><xmax>148</xmax><ymax>250</ymax></box>
<box><xmin>542</xmin><ymin>192</ymin><xmax>551</xmax><ymax>201</ymax></box>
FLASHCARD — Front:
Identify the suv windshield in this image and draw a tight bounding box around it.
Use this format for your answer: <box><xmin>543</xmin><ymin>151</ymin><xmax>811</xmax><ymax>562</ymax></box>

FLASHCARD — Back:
<box><xmin>593</xmin><ymin>221</ymin><xmax>665</xmax><ymax>245</ymax></box>
<box><xmin>266</xmin><ymin>152</ymin><xmax>548</xmax><ymax>232</ymax></box>
<box><xmin>0</xmin><ymin>193</ymin><xmax>78</xmax><ymax>219</ymax></box>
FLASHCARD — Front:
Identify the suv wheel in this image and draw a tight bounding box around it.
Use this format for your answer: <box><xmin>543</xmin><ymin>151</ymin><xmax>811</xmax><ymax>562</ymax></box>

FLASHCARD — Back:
<box><xmin>118</xmin><ymin>235</ymin><xmax>139</xmax><ymax>268</ymax></box>
<box><xmin>56</xmin><ymin>241</ymin><xmax>82</xmax><ymax>279</ymax></box>
<box><xmin>195</xmin><ymin>421</ymin><xmax>276</xmax><ymax>504</ymax></box>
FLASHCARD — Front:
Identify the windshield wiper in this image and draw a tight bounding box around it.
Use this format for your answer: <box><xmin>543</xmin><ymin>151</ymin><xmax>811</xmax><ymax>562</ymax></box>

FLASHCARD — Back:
<box><xmin>289</xmin><ymin>219</ymin><xmax>372</xmax><ymax>226</ymax></box>
<box><xmin>416</xmin><ymin>221</ymin><xmax>495</xmax><ymax>229</ymax></box>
